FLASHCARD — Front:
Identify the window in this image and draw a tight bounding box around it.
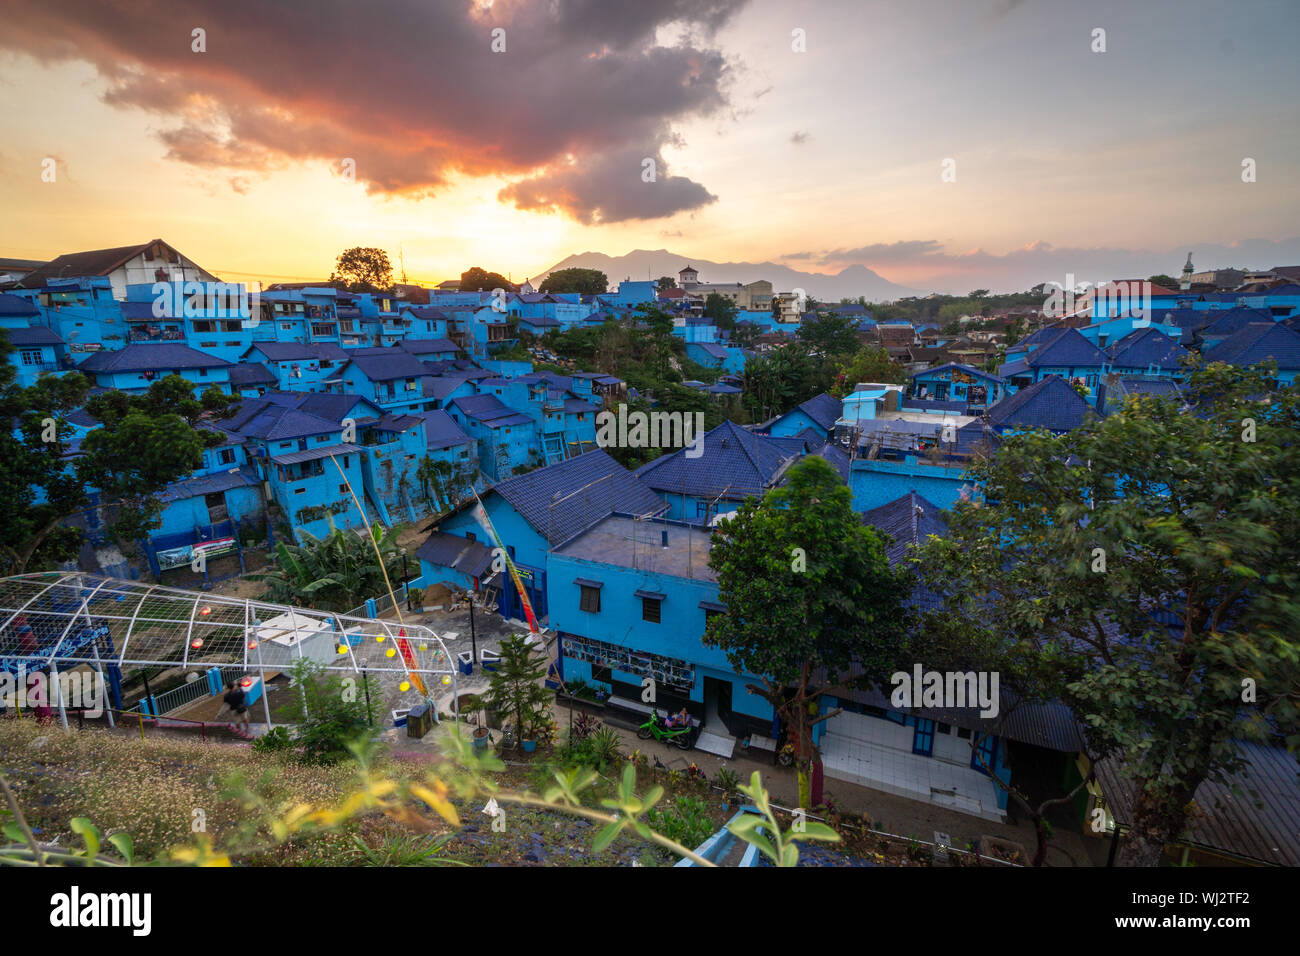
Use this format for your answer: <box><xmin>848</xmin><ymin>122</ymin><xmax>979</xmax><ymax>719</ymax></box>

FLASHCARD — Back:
<box><xmin>579</xmin><ymin>586</ymin><xmax>601</xmax><ymax>613</ymax></box>
<box><xmin>956</xmin><ymin>727</ymin><xmax>972</xmax><ymax>740</ymax></box>
<box><xmin>217</xmin><ymin>448</ymin><xmax>236</xmax><ymax>465</ymax></box>
<box><xmin>339</xmin><ymin>484</ymin><xmax>348</xmax><ymax>494</ymax></box>
<box><xmin>641</xmin><ymin>597</ymin><xmax>661</xmax><ymax>623</ymax></box>
<box><xmin>294</xmin><ymin>487</ymin><xmax>305</xmax><ymax>494</ymax></box>
<box><xmin>19</xmin><ymin>350</ymin><xmax>42</xmax><ymax>366</ymax></box>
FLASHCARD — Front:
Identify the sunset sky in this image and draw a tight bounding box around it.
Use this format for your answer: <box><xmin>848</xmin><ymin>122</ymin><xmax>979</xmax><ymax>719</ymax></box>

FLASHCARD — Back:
<box><xmin>2</xmin><ymin>0</ymin><xmax>1298</xmax><ymax>293</ymax></box>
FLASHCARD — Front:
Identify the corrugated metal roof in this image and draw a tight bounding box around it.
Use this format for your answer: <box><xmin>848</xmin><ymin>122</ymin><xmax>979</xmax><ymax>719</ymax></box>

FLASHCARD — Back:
<box><xmin>1095</xmin><ymin>740</ymin><xmax>1300</xmax><ymax>866</ymax></box>
<box><xmin>268</xmin><ymin>442</ymin><xmax>362</xmax><ymax>465</ymax></box>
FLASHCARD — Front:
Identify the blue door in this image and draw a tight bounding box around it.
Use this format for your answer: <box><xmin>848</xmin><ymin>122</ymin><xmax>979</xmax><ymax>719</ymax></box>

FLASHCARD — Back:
<box><xmin>912</xmin><ymin>718</ymin><xmax>935</xmax><ymax>756</ymax></box>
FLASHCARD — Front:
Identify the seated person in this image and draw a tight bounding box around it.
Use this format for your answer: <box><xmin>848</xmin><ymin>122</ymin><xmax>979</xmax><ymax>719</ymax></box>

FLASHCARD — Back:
<box><xmin>664</xmin><ymin>707</ymin><xmax>690</xmax><ymax>728</ymax></box>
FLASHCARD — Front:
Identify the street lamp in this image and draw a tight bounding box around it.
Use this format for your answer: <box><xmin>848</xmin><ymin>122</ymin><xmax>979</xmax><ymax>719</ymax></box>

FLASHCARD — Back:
<box><xmin>468</xmin><ymin>584</ymin><xmax>478</xmax><ymax>673</ymax></box>
<box><xmin>400</xmin><ymin>547</ymin><xmax>410</xmax><ymax>610</ymax></box>
<box><xmin>358</xmin><ymin>656</ymin><xmax>372</xmax><ymax>719</ymax></box>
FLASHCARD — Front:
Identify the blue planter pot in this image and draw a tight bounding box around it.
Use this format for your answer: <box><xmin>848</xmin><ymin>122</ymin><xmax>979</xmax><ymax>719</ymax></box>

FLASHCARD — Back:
<box><xmin>521</xmin><ymin>739</ymin><xmax>537</xmax><ymax>753</ymax></box>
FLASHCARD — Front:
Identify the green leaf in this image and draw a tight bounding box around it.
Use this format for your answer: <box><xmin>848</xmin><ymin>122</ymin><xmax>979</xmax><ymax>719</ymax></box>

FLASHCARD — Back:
<box><xmin>106</xmin><ymin>832</ymin><xmax>134</xmax><ymax>863</ymax></box>
<box><xmin>592</xmin><ymin>820</ymin><xmax>625</xmax><ymax>853</ymax></box>
<box><xmin>70</xmin><ymin>818</ymin><xmax>99</xmax><ymax>861</ymax></box>
<box><xmin>790</xmin><ymin>821</ymin><xmax>841</xmax><ymax>843</ymax></box>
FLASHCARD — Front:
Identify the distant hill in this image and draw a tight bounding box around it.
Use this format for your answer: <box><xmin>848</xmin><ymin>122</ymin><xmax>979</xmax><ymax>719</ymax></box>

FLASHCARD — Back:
<box><xmin>532</xmin><ymin>249</ymin><xmax>926</xmax><ymax>302</ymax></box>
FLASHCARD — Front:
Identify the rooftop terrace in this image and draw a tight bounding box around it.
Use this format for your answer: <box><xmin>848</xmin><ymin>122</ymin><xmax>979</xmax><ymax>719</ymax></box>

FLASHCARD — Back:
<box><xmin>553</xmin><ymin>514</ymin><xmax>717</xmax><ymax>582</ymax></box>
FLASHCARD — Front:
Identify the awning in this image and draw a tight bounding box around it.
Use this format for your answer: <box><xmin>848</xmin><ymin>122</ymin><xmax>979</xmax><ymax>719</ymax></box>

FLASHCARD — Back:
<box><xmin>634</xmin><ymin>589</ymin><xmax>666</xmax><ymax>601</ymax></box>
<box><xmin>574</xmin><ymin>578</ymin><xmax>604</xmax><ymax>589</ymax></box>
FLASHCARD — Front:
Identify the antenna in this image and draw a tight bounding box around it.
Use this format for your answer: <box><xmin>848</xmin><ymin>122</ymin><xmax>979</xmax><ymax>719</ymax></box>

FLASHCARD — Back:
<box><xmin>399</xmin><ymin>245</ymin><xmax>407</xmax><ymax>285</ymax></box>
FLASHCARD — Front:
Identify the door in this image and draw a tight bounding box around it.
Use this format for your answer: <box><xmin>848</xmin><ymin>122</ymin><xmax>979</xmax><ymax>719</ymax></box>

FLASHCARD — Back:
<box><xmin>912</xmin><ymin>717</ymin><xmax>935</xmax><ymax>756</ymax></box>
<box><xmin>971</xmin><ymin>732</ymin><xmax>997</xmax><ymax>775</ymax></box>
<box><xmin>703</xmin><ymin>676</ymin><xmax>732</xmax><ymax>735</ymax></box>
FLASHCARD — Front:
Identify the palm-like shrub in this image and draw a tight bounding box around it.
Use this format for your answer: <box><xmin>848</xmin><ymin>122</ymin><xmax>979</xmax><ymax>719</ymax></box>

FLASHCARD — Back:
<box><xmin>249</xmin><ymin>523</ymin><xmax>402</xmax><ymax>611</ymax></box>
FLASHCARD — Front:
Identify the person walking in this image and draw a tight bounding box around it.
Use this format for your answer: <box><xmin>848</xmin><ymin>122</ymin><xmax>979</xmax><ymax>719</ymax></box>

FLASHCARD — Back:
<box><xmin>223</xmin><ymin>680</ymin><xmax>252</xmax><ymax>736</ymax></box>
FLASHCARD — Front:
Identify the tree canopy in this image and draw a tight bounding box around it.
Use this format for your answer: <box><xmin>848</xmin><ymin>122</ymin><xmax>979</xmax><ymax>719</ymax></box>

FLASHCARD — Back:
<box><xmin>0</xmin><ymin>345</ymin><xmax>240</xmax><ymax>574</ymax></box>
<box><xmin>459</xmin><ymin>267</ymin><xmax>516</xmax><ymax>293</ymax></box>
<box><xmin>706</xmin><ymin>456</ymin><xmax>909</xmax><ymax>805</ymax></box>
<box><xmin>539</xmin><ymin>268</ymin><xmax>608</xmax><ymax>296</ymax></box>
<box><xmin>913</xmin><ymin>359</ymin><xmax>1300</xmax><ymax>866</ymax></box>
<box><xmin>330</xmin><ymin>247</ymin><xmax>393</xmax><ymax>293</ymax></box>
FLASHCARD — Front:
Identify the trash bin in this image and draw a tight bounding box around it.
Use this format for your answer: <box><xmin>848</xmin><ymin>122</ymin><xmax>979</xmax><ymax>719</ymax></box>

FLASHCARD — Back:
<box><xmin>406</xmin><ymin>703</ymin><xmax>432</xmax><ymax>739</ymax></box>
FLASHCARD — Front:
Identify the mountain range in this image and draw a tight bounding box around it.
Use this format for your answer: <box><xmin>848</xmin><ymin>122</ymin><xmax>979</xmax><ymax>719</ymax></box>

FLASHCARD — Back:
<box><xmin>531</xmin><ymin>249</ymin><xmax>926</xmax><ymax>302</ymax></box>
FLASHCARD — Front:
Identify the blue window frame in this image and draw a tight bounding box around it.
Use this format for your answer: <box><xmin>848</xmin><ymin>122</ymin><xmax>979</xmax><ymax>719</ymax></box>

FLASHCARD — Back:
<box><xmin>912</xmin><ymin>718</ymin><xmax>935</xmax><ymax>756</ymax></box>
<box><xmin>971</xmin><ymin>732</ymin><xmax>997</xmax><ymax>775</ymax></box>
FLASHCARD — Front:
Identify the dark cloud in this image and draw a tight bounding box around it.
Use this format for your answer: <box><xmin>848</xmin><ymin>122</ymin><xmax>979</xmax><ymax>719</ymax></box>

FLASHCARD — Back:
<box><xmin>2</xmin><ymin>0</ymin><xmax>747</xmax><ymax>220</ymax></box>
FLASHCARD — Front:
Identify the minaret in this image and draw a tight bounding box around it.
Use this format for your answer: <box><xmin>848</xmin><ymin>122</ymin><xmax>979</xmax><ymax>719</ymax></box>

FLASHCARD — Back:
<box><xmin>1180</xmin><ymin>252</ymin><xmax>1194</xmax><ymax>291</ymax></box>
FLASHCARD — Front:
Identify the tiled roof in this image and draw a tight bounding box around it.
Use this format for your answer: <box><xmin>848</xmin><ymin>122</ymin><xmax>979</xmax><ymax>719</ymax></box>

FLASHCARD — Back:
<box><xmin>268</xmin><ymin>443</ymin><xmax>363</xmax><ymax>466</ymax></box>
<box><xmin>227</xmin><ymin>362</ymin><xmax>276</xmax><ymax>386</ymax></box>
<box><xmin>998</xmin><ymin>358</ymin><xmax>1030</xmax><ymax>378</ymax></box>
<box><xmin>424</xmin><ymin>373</ymin><xmax>476</xmax><ymax>400</ymax></box>
<box><xmin>1025</xmin><ymin>328</ymin><xmax>1107</xmax><ymax>368</ymax></box>
<box><xmin>861</xmin><ymin>491</ymin><xmax>947</xmax><ymax>564</ymax></box>
<box><xmin>988</xmin><ymin>375</ymin><xmax>1092</xmax><ymax>432</ymax></box>
<box><xmin>247</xmin><ymin>342</ymin><xmax>347</xmax><ymax>362</ymax></box>
<box><xmin>218</xmin><ymin>398</ymin><xmax>342</xmax><ymax>440</ymax></box>
<box><xmin>343</xmin><ymin>352</ymin><xmax>430</xmax><ymax>381</ymax></box>
<box><xmin>77</xmin><ymin>343</ymin><xmax>231</xmax><ymax>373</ymax></box>
<box><xmin>1196</xmin><ymin>307</ymin><xmax>1276</xmax><ymax>340</ymax></box>
<box><xmin>564</xmin><ymin>398</ymin><xmax>600</xmax><ymax>413</ymax></box>
<box><xmin>0</xmin><ymin>293</ymin><xmax>40</xmax><ymax>317</ymax></box>
<box><xmin>635</xmin><ymin>420</ymin><xmax>802</xmax><ymax>501</ymax></box>
<box><xmin>158</xmin><ymin>465</ymin><xmax>260</xmax><ymax>504</ymax></box>
<box><xmin>490</xmin><ymin>449</ymin><xmax>666</xmax><ymax>546</ymax></box>
<box><xmin>1205</xmin><ymin>321</ymin><xmax>1300</xmax><ymax>369</ymax></box>
<box><xmin>5</xmin><ymin>325</ymin><xmax>63</xmax><ymax>346</ymax></box>
<box><xmin>398</xmin><ymin>337</ymin><xmax>459</xmax><ymax>354</ymax></box>
<box><xmin>689</xmin><ymin>342</ymin><xmax>730</xmax><ymax>360</ymax></box>
<box><xmin>421</xmin><ymin>410</ymin><xmax>472</xmax><ymax>450</ymax></box>
<box><xmin>260</xmin><ymin>391</ymin><xmax>378</xmax><ymax>424</ymax></box>
<box><xmin>400</xmin><ymin>307</ymin><xmax>451</xmax><ymax>320</ymax></box>
<box><xmin>1103</xmin><ymin>327</ymin><xmax>1190</xmax><ymax>370</ymax></box>
<box><xmin>786</xmin><ymin>392</ymin><xmax>843</xmax><ymax>432</ymax></box>
<box><xmin>1096</xmin><ymin>376</ymin><xmax>1185</xmax><ymax>416</ymax></box>
<box><xmin>16</xmin><ymin>240</ymin><xmax>211</xmax><ymax>289</ymax></box>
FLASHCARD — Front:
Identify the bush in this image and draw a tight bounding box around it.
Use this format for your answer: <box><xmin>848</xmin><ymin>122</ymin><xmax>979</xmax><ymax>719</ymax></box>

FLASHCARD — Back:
<box><xmin>646</xmin><ymin>795</ymin><xmax>714</xmax><ymax>854</ymax></box>
<box><xmin>252</xmin><ymin>726</ymin><xmax>295</xmax><ymax>755</ymax></box>
<box><xmin>288</xmin><ymin>659</ymin><xmax>377</xmax><ymax>765</ymax></box>
<box><xmin>587</xmin><ymin>727</ymin><xmax>621</xmax><ymax>767</ymax></box>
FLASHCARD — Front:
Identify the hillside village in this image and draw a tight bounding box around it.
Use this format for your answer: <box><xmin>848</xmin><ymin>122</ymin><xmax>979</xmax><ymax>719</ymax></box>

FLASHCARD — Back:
<box><xmin>2</xmin><ymin>241</ymin><xmax>1299</xmax><ymax>869</ymax></box>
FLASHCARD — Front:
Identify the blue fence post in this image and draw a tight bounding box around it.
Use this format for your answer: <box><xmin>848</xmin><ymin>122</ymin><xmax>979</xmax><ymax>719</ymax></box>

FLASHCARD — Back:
<box><xmin>365</xmin><ymin>597</ymin><xmax>378</xmax><ymax>619</ymax></box>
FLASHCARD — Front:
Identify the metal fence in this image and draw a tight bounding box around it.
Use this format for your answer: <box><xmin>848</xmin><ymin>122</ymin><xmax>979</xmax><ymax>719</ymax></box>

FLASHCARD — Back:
<box><xmin>342</xmin><ymin>583</ymin><xmax>408</xmax><ymax>620</ymax></box>
<box><xmin>151</xmin><ymin>666</ymin><xmax>244</xmax><ymax>716</ymax></box>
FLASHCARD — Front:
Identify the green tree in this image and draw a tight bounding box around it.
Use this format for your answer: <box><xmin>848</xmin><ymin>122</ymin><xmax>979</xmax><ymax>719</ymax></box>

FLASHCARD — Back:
<box><xmin>250</xmin><ymin>525</ymin><xmax>402</xmax><ymax>612</ymax></box>
<box><xmin>831</xmin><ymin>345</ymin><xmax>906</xmax><ymax>396</ymax></box>
<box><xmin>330</xmin><ymin>247</ymin><xmax>393</xmax><ymax>292</ymax></box>
<box><xmin>459</xmin><ymin>267</ymin><xmax>516</xmax><ymax>293</ymax></box>
<box><xmin>913</xmin><ymin>360</ymin><xmax>1300</xmax><ymax>866</ymax></box>
<box><xmin>484</xmin><ymin>633</ymin><xmax>553</xmax><ymax>742</ymax></box>
<box><xmin>703</xmin><ymin>292</ymin><xmax>738</xmax><ymax>331</ymax></box>
<box><xmin>539</xmin><ymin>268</ymin><xmax>608</xmax><ymax>296</ymax></box>
<box><xmin>286</xmin><ymin>658</ymin><xmax>378</xmax><ymax>765</ymax></box>
<box><xmin>798</xmin><ymin>311</ymin><xmax>861</xmax><ymax>357</ymax></box>
<box><xmin>1148</xmin><ymin>274</ymin><xmax>1178</xmax><ymax>289</ymax></box>
<box><xmin>0</xmin><ymin>355</ymin><xmax>239</xmax><ymax>573</ymax></box>
<box><xmin>705</xmin><ymin>456</ymin><xmax>909</xmax><ymax>807</ymax></box>
<box><xmin>741</xmin><ymin>342</ymin><xmax>825</xmax><ymax>421</ymax></box>
<box><xmin>656</xmin><ymin>275</ymin><xmax>677</xmax><ymax>292</ymax></box>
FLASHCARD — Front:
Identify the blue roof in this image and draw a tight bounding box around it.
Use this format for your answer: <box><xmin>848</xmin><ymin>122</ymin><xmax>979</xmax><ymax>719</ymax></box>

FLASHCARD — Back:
<box><xmin>227</xmin><ymin>362</ymin><xmax>276</xmax><ymax>386</ymax></box>
<box><xmin>343</xmin><ymin>352</ymin><xmax>430</xmax><ymax>382</ymax></box>
<box><xmin>400</xmin><ymin>307</ymin><xmax>451</xmax><ymax>320</ymax></box>
<box><xmin>1103</xmin><ymin>327</ymin><xmax>1190</xmax><ymax>370</ymax></box>
<box><xmin>449</xmin><ymin>394</ymin><xmax>532</xmax><ymax>427</ymax></box>
<box><xmin>421</xmin><ymin>410</ymin><xmax>472</xmax><ymax>450</ymax></box>
<box><xmin>861</xmin><ymin>491</ymin><xmax>947</xmax><ymax>565</ymax></box>
<box><xmin>0</xmin><ymin>293</ymin><xmax>40</xmax><ymax>317</ymax></box>
<box><xmin>416</xmin><ymin>532</ymin><xmax>493</xmax><ymax>578</ymax></box>
<box><xmin>689</xmin><ymin>342</ymin><xmax>730</xmax><ymax>360</ymax></box>
<box><xmin>399</xmin><ymin>337</ymin><xmax>459</xmax><ymax>354</ymax></box>
<box><xmin>246</xmin><ymin>342</ymin><xmax>347</xmax><ymax>362</ymax></box>
<box><xmin>782</xmin><ymin>392</ymin><xmax>842</xmax><ymax>432</ymax></box>
<box><xmin>158</xmin><ymin>465</ymin><xmax>260</xmax><ymax>504</ymax></box>
<box><xmin>706</xmin><ymin>383</ymin><xmax>742</xmax><ymax>394</ymax></box>
<box><xmin>1205</xmin><ymin>322</ymin><xmax>1300</xmax><ymax>370</ymax></box>
<box><xmin>260</xmin><ymin>391</ymin><xmax>380</xmax><ymax>423</ymax></box>
<box><xmin>5</xmin><ymin>325</ymin><xmax>63</xmax><ymax>346</ymax></box>
<box><xmin>998</xmin><ymin>358</ymin><xmax>1030</xmax><ymax>378</ymax></box>
<box><xmin>1096</xmin><ymin>376</ymin><xmax>1185</xmax><ymax>416</ymax></box>
<box><xmin>77</xmin><ymin>343</ymin><xmax>231</xmax><ymax>373</ymax></box>
<box><xmin>489</xmin><ymin>449</ymin><xmax>666</xmax><ymax>546</ymax></box>
<box><xmin>1196</xmin><ymin>307</ymin><xmax>1276</xmax><ymax>339</ymax></box>
<box><xmin>635</xmin><ymin>420</ymin><xmax>802</xmax><ymax>501</ymax></box>
<box><xmin>424</xmin><ymin>372</ymin><xmax>476</xmax><ymax>400</ymax></box>
<box><xmin>988</xmin><ymin>375</ymin><xmax>1093</xmax><ymax>433</ymax></box>
<box><xmin>564</xmin><ymin>397</ymin><xmax>600</xmax><ymax>413</ymax></box>
<box><xmin>519</xmin><ymin>315</ymin><xmax>560</xmax><ymax>327</ymax></box>
<box><xmin>1026</xmin><ymin>328</ymin><xmax>1107</xmax><ymax>368</ymax></box>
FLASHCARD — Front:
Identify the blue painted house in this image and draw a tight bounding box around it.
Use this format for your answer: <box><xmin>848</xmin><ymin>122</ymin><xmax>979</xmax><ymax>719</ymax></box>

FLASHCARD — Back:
<box><xmin>446</xmin><ymin>393</ymin><xmax>539</xmax><ymax>480</ymax></box>
<box><xmin>1203</xmin><ymin>321</ymin><xmax>1300</xmax><ymax>387</ymax></box>
<box><xmin>417</xmin><ymin>449</ymin><xmax>665</xmax><ymax>621</ymax></box>
<box><xmin>635</xmin><ymin>420</ymin><xmax>806</xmax><ymax>523</ymax></box>
<box><xmin>242</xmin><ymin>342</ymin><xmax>348</xmax><ymax>392</ymax></box>
<box><xmin>984</xmin><ymin>375</ymin><xmax>1094</xmax><ymax>434</ymax></box>
<box><xmin>998</xmin><ymin>327</ymin><xmax>1107</xmax><ymax>403</ymax></box>
<box><xmin>75</xmin><ymin>343</ymin><xmax>233</xmax><ymax>395</ymax></box>
<box><xmin>1102</xmin><ymin>327</ymin><xmax>1191</xmax><ymax>378</ymax></box>
<box><xmin>336</xmin><ymin>350</ymin><xmax>432</xmax><ymax>415</ymax></box>
<box><xmin>907</xmin><ymin>364</ymin><xmax>1007</xmax><ymax>412</ymax></box>
<box><xmin>549</xmin><ymin>513</ymin><xmax>774</xmax><ymax>739</ymax></box>
<box><xmin>761</xmin><ymin>392</ymin><xmax>843</xmax><ymax>440</ymax></box>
